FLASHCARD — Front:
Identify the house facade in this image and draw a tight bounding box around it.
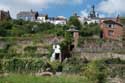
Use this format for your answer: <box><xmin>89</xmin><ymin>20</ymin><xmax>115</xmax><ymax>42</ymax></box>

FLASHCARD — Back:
<box><xmin>17</xmin><ymin>10</ymin><xmax>38</xmax><ymax>21</ymax></box>
<box><xmin>17</xmin><ymin>10</ymin><xmax>67</xmax><ymax>25</ymax></box>
<box><xmin>47</xmin><ymin>16</ymin><xmax>67</xmax><ymax>25</ymax></box>
<box><xmin>100</xmin><ymin>18</ymin><xmax>123</xmax><ymax>40</ymax></box>
<box><xmin>0</xmin><ymin>10</ymin><xmax>11</xmax><ymax>20</ymax></box>
<box><xmin>36</xmin><ymin>14</ymin><xmax>48</xmax><ymax>23</ymax></box>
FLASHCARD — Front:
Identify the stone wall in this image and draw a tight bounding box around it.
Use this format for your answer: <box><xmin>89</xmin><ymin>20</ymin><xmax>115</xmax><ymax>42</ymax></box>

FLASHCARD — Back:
<box><xmin>79</xmin><ymin>38</ymin><xmax>123</xmax><ymax>52</ymax></box>
<box><xmin>80</xmin><ymin>53</ymin><xmax>125</xmax><ymax>60</ymax></box>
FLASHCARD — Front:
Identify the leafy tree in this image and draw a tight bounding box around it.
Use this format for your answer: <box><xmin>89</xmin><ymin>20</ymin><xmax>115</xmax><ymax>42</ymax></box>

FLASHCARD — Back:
<box><xmin>0</xmin><ymin>26</ymin><xmax>8</xmax><ymax>36</ymax></box>
<box><xmin>68</xmin><ymin>16</ymin><xmax>82</xmax><ymax>30</ymax></box>
<box><xmin>80</xmin><ymin>23</ymin><xmax>101</xmax><ymax>37</ymax></box>
<box><xmin>0</xmin><ymin>20</ymin><xmax>12</xmax><ymax>36</ymax></box>
<box><xmin>0</xmin><ymin>20</ymin><xmax>12</xmax><ymax>29</ymax></box>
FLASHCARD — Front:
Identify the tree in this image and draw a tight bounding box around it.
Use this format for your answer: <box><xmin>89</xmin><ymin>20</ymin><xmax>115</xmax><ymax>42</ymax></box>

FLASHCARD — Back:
<box><xmin>68</xmin><ymin>16</ymin><xmax>82</xmax><ymax>30</ymax></box>
<box><xmin>0</xmin><ymin>26</ymin><xmax>8</xmax><ymax>36</ymax></box>
<box><xmin>80</xmin><ymin>23</ymin><xmax>101</xmax><ymax>37</ymax></box>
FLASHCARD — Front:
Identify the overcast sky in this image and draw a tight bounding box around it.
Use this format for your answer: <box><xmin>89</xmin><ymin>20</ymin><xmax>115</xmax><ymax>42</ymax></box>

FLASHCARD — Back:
<box><xmin>0</xmin><ymin>0</ymin><xmax>124</xmax><ymax>18</ymax></box>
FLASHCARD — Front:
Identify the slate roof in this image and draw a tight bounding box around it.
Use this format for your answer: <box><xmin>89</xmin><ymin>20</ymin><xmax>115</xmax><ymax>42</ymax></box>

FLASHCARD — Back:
<box><xmin>17</xmin><ymin>10</ymin><xmax>38</xmax><ymax>17</ymax></box>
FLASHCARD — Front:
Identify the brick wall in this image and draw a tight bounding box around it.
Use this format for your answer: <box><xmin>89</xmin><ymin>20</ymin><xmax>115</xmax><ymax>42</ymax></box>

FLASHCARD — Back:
<box><xmin>100</xmin><ymin>20</ymin><xmax>123</xmax><ymax>40</ymax></box>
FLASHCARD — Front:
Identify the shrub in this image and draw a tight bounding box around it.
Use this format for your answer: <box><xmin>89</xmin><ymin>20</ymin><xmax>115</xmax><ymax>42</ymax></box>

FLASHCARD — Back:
<box><xmin>62</xmin><ymin>56</ymin><xmax>88</xmax><ymax>74</ymax></box>
<box><xmin>24</xmin><ymin>46</ymin><xmax>37</xmax><ymax>53</ymax></box>
<box><xmin>83</xmin><ymin>60</ymin><xmax>109</xmax><ymax>83</ymax></box>
<box><xmin>1</xmin><ymin>58</ymin><xmax>45</xmax><ymax>73</ymax></box>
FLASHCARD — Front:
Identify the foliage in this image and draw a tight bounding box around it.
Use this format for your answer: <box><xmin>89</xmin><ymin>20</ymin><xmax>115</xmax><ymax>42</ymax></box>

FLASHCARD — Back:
<box><xmin>83</xmin><ymin>60</ymin><xmax>109</xmax><ymax>83</ymax></box>
<box><xmin>24</xmin><ymin>46</ymin><xmax>37</xmax><ymax>53</ymax></box>
<box><xmin>68</xmin><ymin>16</ymin><xmax>82</xmax><ymax>30</ymax></box>
<box><xmin>47</xmin><ymin>61</ymin><xmax>62</xmax><ymax>74</ymax></box>
<box><xmin>1</xmin><ymin>58</ymin><xmax>45</xmax><ymax>73</ymax></box>
<box><xmin>0</xmin><ymin>19</ymin><xmax>66</xmax><ymax>37</ymax></box>
<box><xmin>80</xmin><ymin>23</ymin><xmax>101</xmax><ymax>37</ymax></box>
<box><xmin>62</xmin><ymin>55</ymin><xmax>88</xmax><ymax>74</ymax></box>
<box><xmin>60</xmin><ymin>32</ymin><xmax>72</xmax><ymax>50</ymax></box>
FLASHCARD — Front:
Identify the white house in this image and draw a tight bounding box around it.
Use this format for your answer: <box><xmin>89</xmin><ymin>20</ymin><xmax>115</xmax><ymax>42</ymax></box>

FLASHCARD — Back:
<box><xmin>47</xmin><ymin>16</ymin><xmax>67</xmax><ymax>25</ymax></box>
<box><xmin>86</xmin><ymin>18</ymin><xmax>100</xmax><ymax>24</ymax></box>
<box><xmin>36</xmin><ymin>14</ymin><xmax>48</xmax><ymax>23</ymax></box>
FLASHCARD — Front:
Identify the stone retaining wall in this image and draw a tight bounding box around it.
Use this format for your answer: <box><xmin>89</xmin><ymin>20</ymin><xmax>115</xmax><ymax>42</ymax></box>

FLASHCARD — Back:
<box><xmin>80</xmin><ymin>53</ymin><xmax>125</xmax><ymax>60</ymax></box>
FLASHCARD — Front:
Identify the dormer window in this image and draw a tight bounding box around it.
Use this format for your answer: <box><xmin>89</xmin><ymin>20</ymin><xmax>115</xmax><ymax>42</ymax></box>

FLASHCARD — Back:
<box><xmin>106</xmin><ymin>24</ymin><xmax>114</xmax><ymax>28</ymax></box>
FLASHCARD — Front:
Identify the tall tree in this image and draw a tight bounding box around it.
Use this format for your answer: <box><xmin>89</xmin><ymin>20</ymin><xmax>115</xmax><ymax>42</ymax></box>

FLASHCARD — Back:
<box><xmin>68</xmin><ymin>16</ymin><xmax>81</xmax><ymax>30</ymax></box>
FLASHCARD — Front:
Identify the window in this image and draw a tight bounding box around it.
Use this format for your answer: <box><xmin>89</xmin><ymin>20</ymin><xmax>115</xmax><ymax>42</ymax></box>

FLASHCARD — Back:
<box><xmin>106</xmin><ymin>24</ymin><xmax>114</xmax><ymax>28</ymax></box>
<box><xmin>108</xmin><ymin>30</ymin><xmax>114</xmax><ymax>36</ymax></box>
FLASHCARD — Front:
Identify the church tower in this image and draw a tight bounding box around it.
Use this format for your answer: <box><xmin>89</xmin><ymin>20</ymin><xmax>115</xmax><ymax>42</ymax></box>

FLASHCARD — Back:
<box><xmin>88</xmin><ymin>5</ymin><xmax>96</xmax><ymax>19</ymax></box>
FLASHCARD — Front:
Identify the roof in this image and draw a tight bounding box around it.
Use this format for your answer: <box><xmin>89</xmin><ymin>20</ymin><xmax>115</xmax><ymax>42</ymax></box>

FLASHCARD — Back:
<box><xmin>38</xmin><ymin>14</ymin><xmax>48</xmax><ymax>17</ymax></box>
<box><xmin>67</xmin><ymin>25</ymin><xmax>79</xmax><ymax>32</ymax></box>
<box><xmin>48</xmin><ymin>17</ymin><xmax>66</xmax><ymax>21</ymax></box>
<box><xmin>103</xmin><ymin>20</ymin><xmax>123</xmax><ymax>27</ymax></box>
<box><xmin>17</xmin><ymin>10</ymin><xmax>38</xmax><ymax>17</ymax></box>
<box><xmin>100</xmin><ymin>18</ymin><xmax>116</xmax><ymax>21</ymax></box>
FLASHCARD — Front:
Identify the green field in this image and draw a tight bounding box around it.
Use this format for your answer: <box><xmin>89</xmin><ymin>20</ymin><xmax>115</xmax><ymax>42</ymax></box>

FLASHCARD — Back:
<box><xmin>0</xmin><ymin>74</ymin><xmax>85</xmax><ymax>83</ymax></box>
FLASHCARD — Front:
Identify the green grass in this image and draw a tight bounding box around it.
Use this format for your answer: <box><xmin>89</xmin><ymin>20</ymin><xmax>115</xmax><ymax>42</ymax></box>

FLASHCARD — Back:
<box><xmin>0</xmin><ymin>74</ymin><xmax>85</xmax><ymax>83</ymax></box>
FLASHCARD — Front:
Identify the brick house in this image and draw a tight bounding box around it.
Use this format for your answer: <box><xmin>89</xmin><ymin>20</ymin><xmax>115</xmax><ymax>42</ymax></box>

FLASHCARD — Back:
<box><xmin>0</xmin><ymin>10</ymin><xmax>11</xmax><ymax>21</ymax></box>
<box><xmin>100</xmin><ymin>18</ymin><xmax>123</xmax><ymax>40</ymax></box>
<box><xmin>120</xmin><ymin>18</ymin><xmax>125</xmax><ymax>47</ymax></box>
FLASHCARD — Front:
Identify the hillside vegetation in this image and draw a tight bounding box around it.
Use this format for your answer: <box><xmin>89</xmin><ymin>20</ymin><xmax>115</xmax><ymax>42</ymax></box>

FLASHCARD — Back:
<box><xmin>0</xmin><ymin>18</ymin><xmax>125</xmax><ymax>83</ymax></box>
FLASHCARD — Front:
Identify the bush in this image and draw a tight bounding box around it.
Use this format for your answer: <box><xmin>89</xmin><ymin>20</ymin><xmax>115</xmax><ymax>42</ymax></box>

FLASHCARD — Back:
<box><xmin>83</xmin><ymin>60</ymin><xmax>109</xmax><ymax>83</ymax></box>
<box><xmin>62</xmin><ymin>56</ymin><xmax>88</xmax><ymax>74</ymax></box>
<box><xmin>24</xmin><ymin>46</ymin><xmax>37</xmax><ymax>53</ymax></box>
<box><xmin>47</xmin><ymin>61</ymin><xmax>62</xmax><ymax>74</ymax></box>
<box><xmin>1</xmin><ymin>58</ymin><xmax>45</xmax><ymax>73</ymax></box>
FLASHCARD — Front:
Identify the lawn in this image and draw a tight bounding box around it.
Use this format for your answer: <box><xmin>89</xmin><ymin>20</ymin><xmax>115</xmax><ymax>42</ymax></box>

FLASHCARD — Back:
<box><xmin>0</xmin><ymin>74</ymin><xmax>85</xmax><ymax>83</ymax></box>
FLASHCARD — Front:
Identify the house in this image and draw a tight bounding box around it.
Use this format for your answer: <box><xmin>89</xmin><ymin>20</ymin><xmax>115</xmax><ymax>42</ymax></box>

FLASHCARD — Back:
<box><xmin>17</xmin><ymin>9</ymin><xmax>38</xmax><ymax>21</ymax></box>
<box><xmin>54</xmin><ymin>16</ymin><xmax>67</xmax><ymax>25</ymax></box>
<box><xmin>0</xmin><ymin>10</ymin><xmax>11</xmax><ymax>20</ymax></box>
<box><xmin>47</xmin><ymin>16</ymin><xmax>67</xmax><ymax>25</ymax></box>
<box><xmin>120</xmin><ymin>17</ymin><xmax>125</xmax><ymax>47</ymax></box>
<box><xmin>36</xmin><ymin>14</ymin><xmax>48</xmax><ymax>23</ymax></box>
<box><xmin>36</xmin><ymin>15</ymin><xmax>67</xmax><ymax>25</ymax></box>
<box><xmin>100</xmin><ymin>17</ymin><xmax>123</xmax><ymax>40</ymax></box>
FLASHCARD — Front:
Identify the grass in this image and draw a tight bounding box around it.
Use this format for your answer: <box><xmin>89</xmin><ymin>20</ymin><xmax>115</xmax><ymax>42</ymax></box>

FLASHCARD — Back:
<box><xmin>0</xmin><ymin>74</ymin><xmax>85</xmax><ymax>83</ymax></box>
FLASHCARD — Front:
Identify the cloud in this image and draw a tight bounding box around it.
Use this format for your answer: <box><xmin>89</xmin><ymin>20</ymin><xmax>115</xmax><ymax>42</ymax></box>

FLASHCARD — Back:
<box><xmin>80</xmin><ymin>9</ymin><xmax>88</xmax><ymax>17</ymax></box>
<box><xmin>0</xmin><ymin>0</ymin><xmax>83</xmax><ymax>18</ymax></box>
<box><xmin>97</xmin><ymin>0</ymin><xmax>125</xmax><ymax>16</ymax></box>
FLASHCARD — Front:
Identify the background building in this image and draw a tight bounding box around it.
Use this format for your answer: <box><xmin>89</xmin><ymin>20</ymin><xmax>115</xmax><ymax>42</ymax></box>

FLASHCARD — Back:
<box><xmin>17</xmin><ymin>9</ymin><xmax>38</xmax><ymax>21</ymax></box>
<box><xmin>78</xmin><ymin>5</ymin><xmax>100</xmax><ymax>24</ymax></box>
<box><xmin>46</xmin><ymin>16</ymin><xmax>67</xmax><ymax>25</ymax></box>
<box><xmin>100</xmin><ymin>17</ymin><xmax>123</xmax><ymax>40</ymax></box>
<box><xmin>36</xmin><ymin>14</ymin><xmax>48</xmax><ymax>23</ymax></box>
<box><xmin>0</xmin><ymin>10</ymin><xmax>11</xmax><ymax>21</ymax></box>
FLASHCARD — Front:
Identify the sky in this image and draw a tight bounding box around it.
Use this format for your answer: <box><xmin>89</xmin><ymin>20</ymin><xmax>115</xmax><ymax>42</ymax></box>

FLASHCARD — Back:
<box><xmin>0</xmin><ymin>0</ymin><xmax>124</xmax><ymax>18</ymax></box>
